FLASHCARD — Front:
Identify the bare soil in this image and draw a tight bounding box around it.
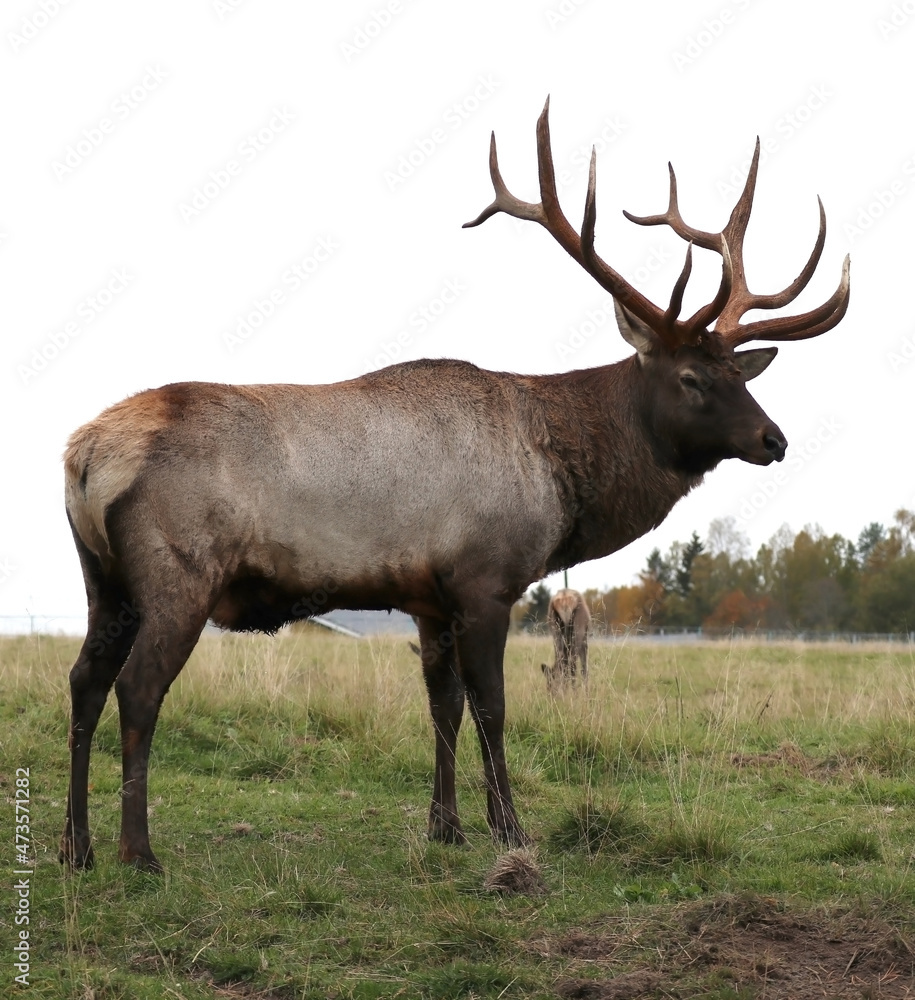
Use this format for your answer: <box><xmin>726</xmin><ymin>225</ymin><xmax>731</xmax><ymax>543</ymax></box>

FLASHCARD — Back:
<box><xmin>534</xmin><ymin>894</ymin><xmax>915</xmax><ymax>999</ymax></box>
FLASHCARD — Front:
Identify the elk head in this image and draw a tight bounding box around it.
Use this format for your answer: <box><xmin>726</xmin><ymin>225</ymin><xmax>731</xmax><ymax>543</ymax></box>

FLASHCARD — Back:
<box><xmin>464</xmin><ymin>98</ymin><xmax>850</xmax><ymax>475</ymax></box>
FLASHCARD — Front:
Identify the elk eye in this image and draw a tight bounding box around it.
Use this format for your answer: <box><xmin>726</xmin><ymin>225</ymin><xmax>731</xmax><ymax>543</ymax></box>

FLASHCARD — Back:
<box><xmin>680</xmin><ymin>372</ymin><xmax>703</xmax><ymax>392</ymax></box>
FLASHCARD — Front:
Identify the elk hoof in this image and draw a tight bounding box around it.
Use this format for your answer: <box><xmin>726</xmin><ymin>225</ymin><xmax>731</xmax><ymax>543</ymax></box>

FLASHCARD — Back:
<box><xmin>59</xmin><ymin>840</ymin><xmax>94</xmax><ymax>871</ymax></box>
<box><xmin>120</xmin><ymin>851</ymin><xmax>164</xmax><ymax>874</ymax></box>
<box><xmin>490</xmin><ymin>814</ymin><xmax>531</xmax><ymax>847</ymax></box>
<box><xmin>495</xmin><ymin>826</ymin><xmax>531</xmax><ymax>848</ymax></box>
<box><xmin>427</xmin><ymin>812</ymin><xmax>468</xmax><ymax>846</ymax></box>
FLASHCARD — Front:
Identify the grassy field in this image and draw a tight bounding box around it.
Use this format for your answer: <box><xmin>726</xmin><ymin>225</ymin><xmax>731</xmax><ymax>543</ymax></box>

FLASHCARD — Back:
<box><xmin>3</xmin><ymin>630</ymin><xmax>915</xmax><ymax>999</ymax></box>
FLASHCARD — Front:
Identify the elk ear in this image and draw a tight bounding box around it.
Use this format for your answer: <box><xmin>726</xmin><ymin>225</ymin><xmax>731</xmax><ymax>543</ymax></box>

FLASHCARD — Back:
<box><xmin>614</xmin><ymin>300</ymin><xmax>661</xmax><ymax>360</ymax></box>
<box><xmin>735</xmin><ymin>346</ymin><xmax>778</xmax><ymax>381</ymax></box>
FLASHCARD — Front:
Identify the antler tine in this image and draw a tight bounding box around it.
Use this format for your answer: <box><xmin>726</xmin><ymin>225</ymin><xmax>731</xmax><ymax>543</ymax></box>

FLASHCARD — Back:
<box><xmin>624</xmin><ymin>136</ymin><xmax>849</xmax><ymax>346</ymax></box>
<box><xmin>663</xmin><ymin>244</ymin><xmax>693</xmax><ymax>330</ymax></box>
<box><xmin>623</xmin><ymin>162</ymin><xmax>722</xmax><ymax>252</ymax></box>
<box><xmin>530</xmin><ymin>96</ymin><xmax>605</xmax><ymax>269</ymax></box>
<box><xmin>463</xmin><ymin>96</ymin><xmax>572</xmax><ymax>237</ymax></box>
<box><xmin>465</xmin><ymin>107</ymin><xmax>848</xmax><ymax>351</ymax></box>
<box><xmin>465</xmin><ymin>97</ymin><xmax>673</xmax><ymax>336</ymax></box>
<box><xmin>462</xmin><ymin>131</ymin><xmax>545</xmax><ymax>229</ymax></box>
<box><xmin>685</xmin><ymin>235</ymin><xmax>734</xmax><ymax>335</ymax></box>
<box><xmin>727</xmin><ymin>253</ymin><xmax>851</xmax><ymax>345</ymax></box>
<box><xmin>713</xmin><ymin>195</ymin><xmax>832</xmax><ymax>337</ymax></box>
<box><xmin>579</xmin><ymin>147</ymin><xmax>679</xmax><ymax>338</ymax></box>
<box><xmin>585</xmin><ymin>150</ymin><xmax>715</xmax><ymax>346</ymax></box>
<box><xmin>710</xmin><ymin>139</ymin><xmax>785</xmax><ymax>333</ymax></box>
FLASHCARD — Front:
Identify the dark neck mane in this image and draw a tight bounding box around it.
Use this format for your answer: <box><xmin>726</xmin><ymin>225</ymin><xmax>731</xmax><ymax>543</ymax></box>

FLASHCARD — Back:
<box><xmin>523</xmin><ymin>358</ymin><xmax>705</xmax><ymax>573</ymax></box>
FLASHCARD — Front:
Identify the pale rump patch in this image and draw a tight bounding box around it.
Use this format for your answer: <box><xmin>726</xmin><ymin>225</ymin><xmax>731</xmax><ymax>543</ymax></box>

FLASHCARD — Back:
<box><xmin>550</xmin><ymin>588</ymin><xmax>582</xmax><ymax>625</ymax></box>
<box><xmin>64</xmin><ymin>389</ymin><xmax>172</xmax><ymax>563</ymax></box>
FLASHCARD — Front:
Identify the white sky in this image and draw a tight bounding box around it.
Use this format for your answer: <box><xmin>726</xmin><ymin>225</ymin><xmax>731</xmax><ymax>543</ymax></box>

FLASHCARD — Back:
<box><xmin>2</xmin><ymin>0</ymin><xmax>914</xmax><ymax>624</ymax></box>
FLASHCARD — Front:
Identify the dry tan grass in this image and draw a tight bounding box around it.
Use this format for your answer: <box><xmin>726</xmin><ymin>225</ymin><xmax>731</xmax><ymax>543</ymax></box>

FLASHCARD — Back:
<box><xmin>482</xmin><ymin>847</ymin><xmax>547</xmax><ymax>895</ymax></box>
<box><xmin>4</xmin><ymin>629</ymin><xmax>914</xmax><ymax>744</ymax></box>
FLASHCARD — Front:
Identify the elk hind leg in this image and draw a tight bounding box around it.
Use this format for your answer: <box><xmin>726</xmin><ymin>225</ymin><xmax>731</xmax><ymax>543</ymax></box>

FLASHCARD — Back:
<box><xmin>61</xmin><ymin>580</ymin><xmax>140</xmax><ymax>870</ymax></box>
<box><xmin>114</xmin><ymin>604</ymin><xmax>209</xmax><ymax>872</ymax></box>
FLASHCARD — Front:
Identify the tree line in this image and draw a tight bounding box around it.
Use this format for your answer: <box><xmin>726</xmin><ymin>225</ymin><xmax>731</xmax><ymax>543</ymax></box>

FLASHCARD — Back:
<box><xmin>516</xmin><ymin>510</ymin><xmax>915</xmax><ymax>636</ymax></box>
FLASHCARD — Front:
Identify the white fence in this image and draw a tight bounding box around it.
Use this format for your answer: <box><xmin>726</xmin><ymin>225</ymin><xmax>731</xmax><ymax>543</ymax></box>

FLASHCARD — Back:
<box><xmin>0</xmin><ymin>614</ymin><xmax>86</xmax><ymax>636</ymax></box>
<box><xmin>3</xmin><ymin>614</ymin><xmax>913</xmax><ymax>645</ymax></box>
<box><xmin>0</xmin><ymin>609</ymin><xmax>417</xmax><ymax>639</ymax></box>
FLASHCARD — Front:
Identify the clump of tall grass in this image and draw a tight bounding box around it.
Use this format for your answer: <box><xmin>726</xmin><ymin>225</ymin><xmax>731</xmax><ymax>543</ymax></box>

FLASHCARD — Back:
<box><xmin>804</xmin><ymin>829</ymin><xmax>883</xmax><ymax>863</ymax></box>
<box><xmin>549</xmin><ymin>796</ymin><xmax>647</xmax><ymax>855</ymax></box>
<box><xmin>649</xmin><ymin>816</ymin><xmax>737</xmax><ymax>865</ymax></box>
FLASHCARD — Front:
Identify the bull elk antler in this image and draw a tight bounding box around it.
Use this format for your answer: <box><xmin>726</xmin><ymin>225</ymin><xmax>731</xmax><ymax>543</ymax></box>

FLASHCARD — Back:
<box><xmin>464</xmin><ymin>97</ymin><xmax>850</xmax><ymax>349</ymax></box>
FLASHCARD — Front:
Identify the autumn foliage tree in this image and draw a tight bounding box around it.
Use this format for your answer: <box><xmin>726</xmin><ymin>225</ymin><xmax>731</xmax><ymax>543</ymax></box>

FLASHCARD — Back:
<box><xmin>582</xmin><ymin>510</ymin><xmax>915</xmax><ymax>636</ymax></box>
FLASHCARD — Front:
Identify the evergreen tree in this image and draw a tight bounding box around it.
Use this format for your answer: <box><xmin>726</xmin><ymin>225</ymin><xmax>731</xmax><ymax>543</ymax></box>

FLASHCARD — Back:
<box><xmin>675</xmin><ymin>531</ymin><xmax>704</xmax><ymax>597</ymax></box>
<box><xmin>520</xmin><ymin>582</ymin><xmax>552</xmax><ymax>631</ymax></box>
<box><xmin>856</xmin><ymin>522</ymin><xmax>885</xmax><ymax>566</ymax></box>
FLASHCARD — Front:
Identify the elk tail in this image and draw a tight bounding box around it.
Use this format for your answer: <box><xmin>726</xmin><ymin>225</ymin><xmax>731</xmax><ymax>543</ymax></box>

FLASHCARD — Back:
<box><xmin>554</xmin><ymin>594</ymin><xmax>576</xmax><ymax>626</ymax></box>
<box><xmin>63</xmin><ymin>392</ymin><xmax>165</xmax><ymax>567</ymax></box>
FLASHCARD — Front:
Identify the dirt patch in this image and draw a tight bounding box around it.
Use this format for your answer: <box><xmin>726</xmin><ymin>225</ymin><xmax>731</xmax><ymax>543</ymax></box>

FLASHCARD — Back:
<box><xmin>556</xmin><ymin>969</ymin><xmax>662</xmax><ymax>999</ymax></box>
<box><xmin>729</xmin><ymin>741</ymin><xmax>849</xmax><ymax>784</ymax></box>
<box><xmin>537</xmin><ymin>894</ymin><xmax>915</xmax><ymax>998</ymax></box>
<box><xmin>188</xmin><ymin>969</ymin><xmax>292</xmax><ymax>999</ymax></box>
<box><xmin>730</xmin><ymin>741</ymin><xmax>813</xmax><ymax>771</ymax></box>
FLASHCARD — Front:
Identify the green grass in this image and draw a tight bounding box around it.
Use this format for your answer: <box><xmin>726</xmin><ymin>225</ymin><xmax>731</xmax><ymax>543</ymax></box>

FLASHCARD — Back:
<box><xmin>3</xmin><ymin>631</ymin><xmax>915</xmax><ymax>997</ymax></box>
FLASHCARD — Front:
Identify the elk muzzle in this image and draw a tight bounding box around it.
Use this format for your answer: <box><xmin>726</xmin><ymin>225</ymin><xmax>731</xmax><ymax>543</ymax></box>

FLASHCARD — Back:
<box><xmin>742</xmin><ymin>422</ymin><xmax>787</xmax><ymax>465</ymax></box>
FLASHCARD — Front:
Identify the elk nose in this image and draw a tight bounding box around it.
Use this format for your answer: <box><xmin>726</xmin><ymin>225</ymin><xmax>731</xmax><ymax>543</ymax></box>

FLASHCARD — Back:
<box><xmin>763</xmin><ymin>430</ymin><xmax>787</xmax><ymax>462</ymax></box>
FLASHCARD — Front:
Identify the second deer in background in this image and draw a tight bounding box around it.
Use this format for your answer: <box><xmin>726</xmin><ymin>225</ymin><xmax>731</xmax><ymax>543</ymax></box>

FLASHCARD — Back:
<box><xmin>542</xmin><ymin>589</ymin><xmax>590</xmax><ymax>691</ymax></box>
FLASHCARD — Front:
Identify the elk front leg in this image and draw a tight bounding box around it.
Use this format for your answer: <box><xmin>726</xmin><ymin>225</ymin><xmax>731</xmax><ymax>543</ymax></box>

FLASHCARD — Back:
<box><xmin>417</xmin><ymin>615</ymin><xmax>466</xmax><ymax>844</ymax></box>
<box><xmin>456</xmin><ymin>603</ymin><xmax>528</xmax><ymax>846</ymax></box>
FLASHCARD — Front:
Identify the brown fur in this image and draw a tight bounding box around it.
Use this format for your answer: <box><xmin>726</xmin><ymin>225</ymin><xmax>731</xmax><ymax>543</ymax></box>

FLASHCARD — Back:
<box><xmin>541</xmin><ymin>589</ymin><xmax>590</xmax><ymax>690</ymax></box>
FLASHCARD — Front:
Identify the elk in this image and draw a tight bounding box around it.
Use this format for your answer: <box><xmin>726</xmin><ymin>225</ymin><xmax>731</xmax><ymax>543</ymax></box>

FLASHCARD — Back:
<box><xmin>541</xmin><ymin>589</ymin><xmax>590</xmax><ymax>690</ymax></box>
<box><xmin>60</xmin><ymin>97</ymin><xmax>849</xmax><ymax>873</ymax></box>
